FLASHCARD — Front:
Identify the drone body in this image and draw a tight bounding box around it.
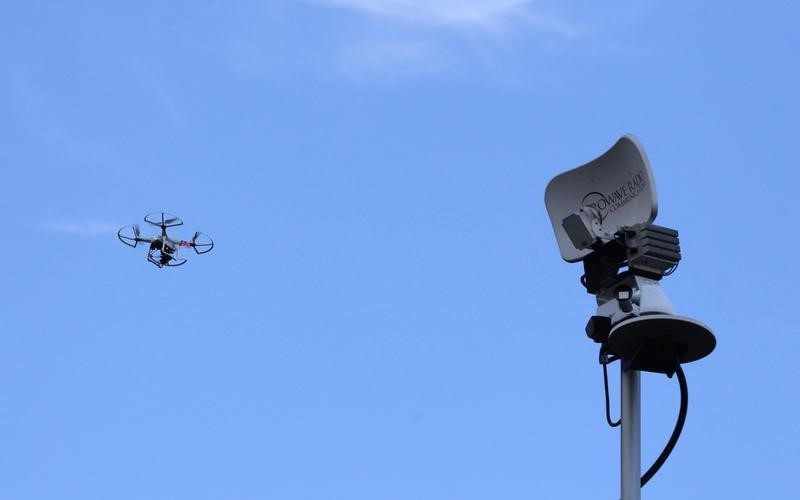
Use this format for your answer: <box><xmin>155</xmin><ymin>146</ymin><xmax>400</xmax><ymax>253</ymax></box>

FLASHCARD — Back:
<box><xmin>118</xmin><ymin>212</ymin><xmax>213</xmax><ymax>268</ymax></box>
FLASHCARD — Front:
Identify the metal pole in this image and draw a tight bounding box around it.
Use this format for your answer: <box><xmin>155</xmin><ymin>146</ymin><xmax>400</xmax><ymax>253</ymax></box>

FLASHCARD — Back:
<box><xmin>620</xmin><ymin>366</ymin><xmax>641</xmax><ymax>500</ymax></box>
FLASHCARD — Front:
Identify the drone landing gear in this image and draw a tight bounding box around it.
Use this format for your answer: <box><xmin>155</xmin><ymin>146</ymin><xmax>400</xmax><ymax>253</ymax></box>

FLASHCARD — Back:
<box><xmin>147</xmin><ymin>249</ymin><xmax>187</xmax><ymax>268</ymax></box>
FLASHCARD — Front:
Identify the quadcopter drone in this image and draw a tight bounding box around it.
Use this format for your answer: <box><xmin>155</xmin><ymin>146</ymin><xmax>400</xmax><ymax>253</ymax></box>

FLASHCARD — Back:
<box><xmin>118</xmin><ymin>212</ymin><xmax>214</xmax><ymax>268</ymax></box>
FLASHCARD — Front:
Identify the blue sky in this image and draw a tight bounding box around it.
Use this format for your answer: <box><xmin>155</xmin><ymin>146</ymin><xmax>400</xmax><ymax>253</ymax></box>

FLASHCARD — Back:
<box><xmin>1</xmin><ymin>1</ymin><xmax>798</xmax><ymax>498</ymax></box>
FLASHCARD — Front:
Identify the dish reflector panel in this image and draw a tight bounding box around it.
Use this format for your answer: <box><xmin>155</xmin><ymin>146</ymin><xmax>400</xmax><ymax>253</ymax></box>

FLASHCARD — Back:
<box><xmin>545</xmin><ymin>135</ymin><xmax>658</xmax><ymax>262</ymax></box>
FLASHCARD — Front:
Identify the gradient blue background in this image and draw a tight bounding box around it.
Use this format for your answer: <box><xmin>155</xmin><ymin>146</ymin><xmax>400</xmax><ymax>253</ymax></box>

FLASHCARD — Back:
<box><xmin>1</xmin><ymin>1</ymin><xmax>797</xmax><ymax>498</ymax></box>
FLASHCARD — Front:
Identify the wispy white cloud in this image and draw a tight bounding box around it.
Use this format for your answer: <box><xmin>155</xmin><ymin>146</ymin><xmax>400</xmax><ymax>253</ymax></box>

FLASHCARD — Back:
<box><xmin>216</xmin><ymin>1</ymin><xmax>596</xmax><ymax>81</ymax></box>
<box><xmin>43</xmin><ymin>221</ymin><xmax>121</xmax><ymax>237</ymax></box>
<box><xmin>320</xmin><ymin>0</ymin><xmax>521</xmax><ymax>27</ymax></box>
<box><xmin>314</xmin><ymin>0</ymin><xmax>579</xmax><ymax>35</ymax></box>
<box><xmin>308</xmin><ymin>0</ymin><xmax>581</xmax><ymax>79</ymax></box>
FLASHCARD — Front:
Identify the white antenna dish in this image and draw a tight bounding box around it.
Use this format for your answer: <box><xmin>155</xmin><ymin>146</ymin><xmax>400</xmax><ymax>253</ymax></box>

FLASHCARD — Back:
<box><xmin>545</xmin><ymin>135</ymin><xmax>658</xmax><ymax>262</ymax></box>
<box><xmin>544</xmin><ymin>134</ymin><xmax>715</xmax><ymax>499</ymax></box>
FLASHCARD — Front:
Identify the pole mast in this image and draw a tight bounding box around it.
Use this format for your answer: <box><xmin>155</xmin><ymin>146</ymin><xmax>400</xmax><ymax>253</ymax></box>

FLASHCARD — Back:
<box><xmin>620</xmin><ymin>366</ymin><xmax>641</xmax><ymax>500</ymax></box>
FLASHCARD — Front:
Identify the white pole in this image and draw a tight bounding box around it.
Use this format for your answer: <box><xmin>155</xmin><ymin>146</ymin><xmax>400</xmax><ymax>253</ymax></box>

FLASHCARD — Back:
<box><xmin>620</xmin><ymin>366</ymin><xmax>641</xmax><ymax>500</ymax></box>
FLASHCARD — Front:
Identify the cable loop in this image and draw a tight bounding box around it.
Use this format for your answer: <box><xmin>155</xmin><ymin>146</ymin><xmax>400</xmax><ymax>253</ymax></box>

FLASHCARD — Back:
<box><xmin>599</xmin><ymin>346</ymin><xmax>621</xmax><ymax>427</ymax></box>
<box><xmin>597</xmin><ymin>346</ymin><xmax>689</xmax><ymax>487</ymax></box>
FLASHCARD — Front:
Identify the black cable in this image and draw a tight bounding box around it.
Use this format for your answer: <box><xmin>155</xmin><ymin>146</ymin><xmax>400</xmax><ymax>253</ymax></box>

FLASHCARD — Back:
<box><xmin>597</xmin><ymin>347</ymin><xmax>689</xmax><ymax>487</ymax></box>
<box><xmin>664</xmin><ymin>262</ymin><xmax>679</xmax><ymax>276</ymax></box>
<box><xmin>640</xmin><ymin>362</ymin><xmax>688</xmax><ymax>487</ymax></box>
<box><xmin>603</xmin><ymin>361</ymin><xmax>621</xmax><ymax>427</ymax></box>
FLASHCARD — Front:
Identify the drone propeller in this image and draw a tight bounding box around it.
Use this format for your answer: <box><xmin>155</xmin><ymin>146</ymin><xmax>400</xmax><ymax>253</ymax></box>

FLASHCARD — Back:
<box><xmin>191</xmin><ymin>231</ymin><xmax>214</xmax><ymax>255</ymax></box>
<box><xmin>144</xmin><ymin>211</ymin><xmax>183</xmax><ymax>228</ymax></box>
<box><xmin>118</xmin><ymin>224</ymin><xmax>149</xmax><ymax>248</ymax></box>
